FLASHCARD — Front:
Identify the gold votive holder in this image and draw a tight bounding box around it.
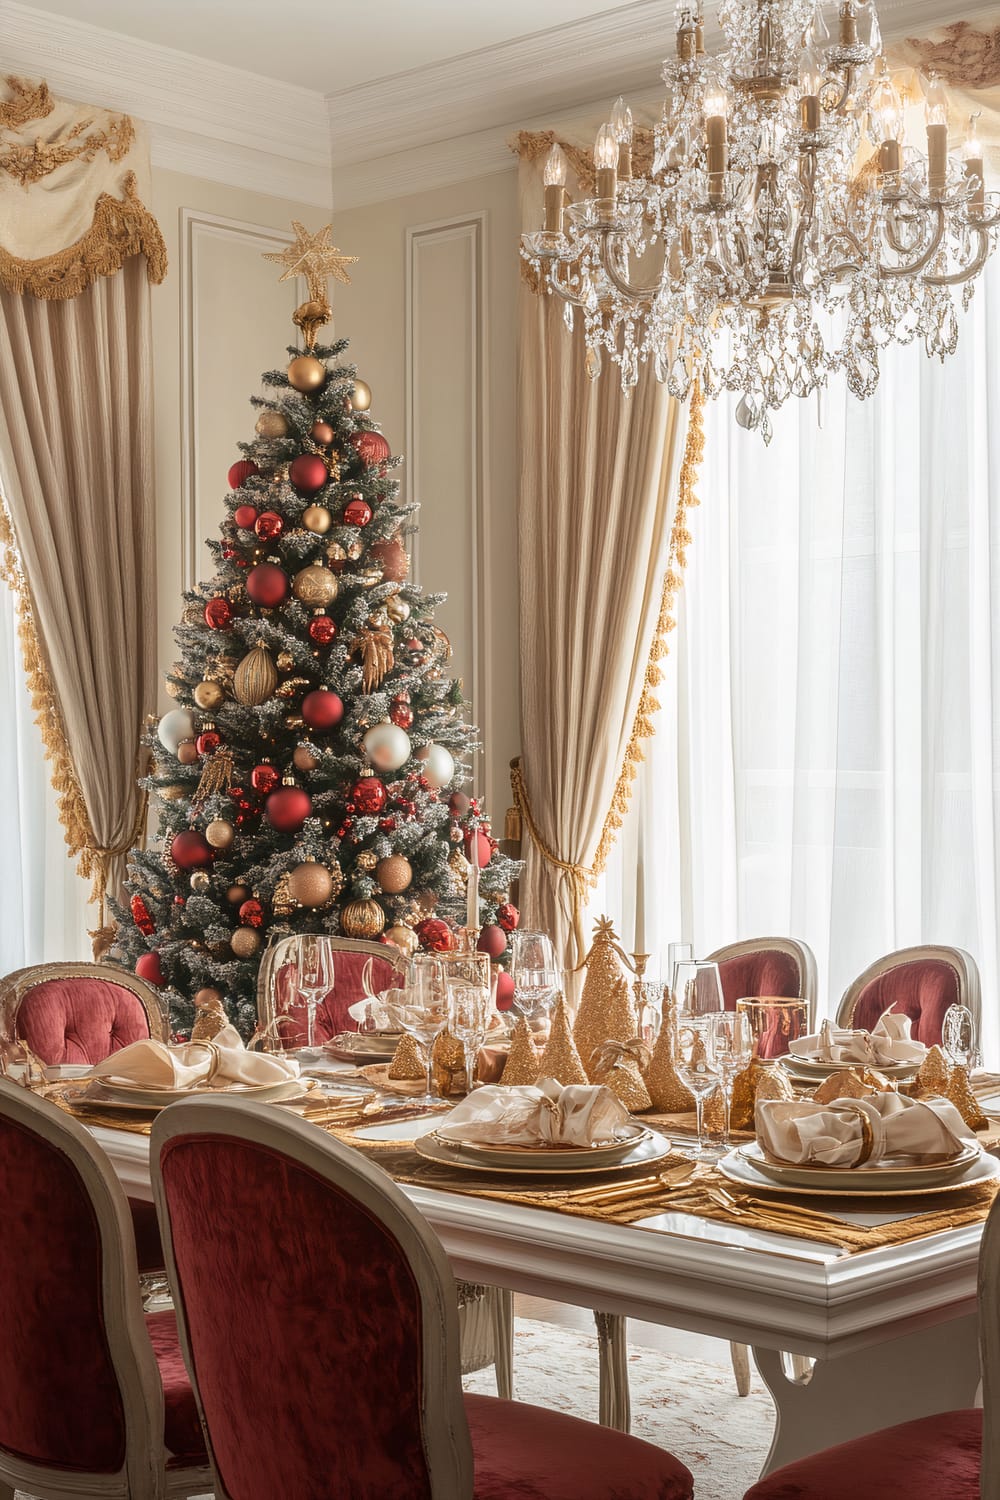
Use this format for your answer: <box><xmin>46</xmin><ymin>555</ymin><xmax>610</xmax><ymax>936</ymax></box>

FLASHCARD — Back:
<box><xmin>735</xmin><ymin>996</ymin><xmax>809</xmax><ymax>1059</ymax></box>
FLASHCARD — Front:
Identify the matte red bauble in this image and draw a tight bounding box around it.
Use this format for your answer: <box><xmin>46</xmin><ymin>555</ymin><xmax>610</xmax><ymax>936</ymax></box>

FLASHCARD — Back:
<box><xmin>301</xmin><ymin>688</ymin><xmax>344</xmax><ymax>731</ymax></box>
<box><xmin>464</xmin><ymin>829</ymin><xmax>493</xmax><ymax>870</ymax></box>
<box><xmin>343</xmin><ymin>498</ymin><xmax>372</xmax><ymax>528</ymax></box>
<box><xmin>135</xmin><ymin>952</ymin><xmax>164</xmax><ymax>987</ymax></box>
<box><xmin>497</xmin><ymin>902</ymin><xmax>520</xmax><ymax>933</ymax></box>
<box><xmin>352</xmin><ymin>776</ymin><xmax>386</xmax><ymax>814</ymax></box>
<box><xmin>371</xmin><ymin>537</ymin><xmax>408</xmax><ymax>582</ymax></box>
<box><xmin>130</xmin><ymin>894</ymin><xmax>154</xmax><ymax>936</ymax></box>
<box><xmin>233</xmin><ymin>504</ymin><xmax>258</xmax><ymax>530</ymax></box>
<box><xmin>254</xmin><ymin>510</ymin><xmax>284</xmax><ymax>541</ymax></box>
<box><xmin>416</xmin><ymin>917</ymin><xmax>457</xmax><ymax>953</ymax></box>
<box><xmin>449</xmin><ymin>791</ymin><xmax>470</xmax><ymax>816</ymax></box>
<box><xmin>228</xmin><ymin>460</ymin><xmax>259</xmax><ymax>489</ymax></box>
<box><xmin>238</xmin><ymin>898</ymin><xmax>264</xmax><ymax>928</ymax></box>
<box><xmin>351</xmin><ymin>431</ymin><xmax>391</xmax><ymax>467</ymax></box>
<box><xmin>477</xmin><ymin>924</ymin><xmax>507</xmax><ymax>959</ymax></box>
<box><xmin>310</xmin><ymin>420</ymin><xmax>335</xmax><ymax>445</ymax></box>
<box><xmin>308</xmin><ymin>612</ymin><xmax>337</xmax><ymax>645</ymax></box>
<box><xmin>204</xmin><ymin>597</ymin><xmax>232</xmax><ymax>630</ymax></box>
<box><xmin>250</xmin><ymin>762</ymin><xmax>280</xmax><ymax>795</ymax></box>
<box><xmin>246</xmin><ymin>562</ymin><xmax>288</xmax><ymax>608</ymax></box>
<box><xmin>289</xmin><ymin>453</ymin><xmax>328</xmax><ymax>495</ymax></box>
<box><xmin>265</xmin><ymin>785</ymin><xmax>312</xmax><ymax>832</ymax></box>
<box><xmin>495</xmin><ymin>969</ymin><xmax>515</xmax><ymax>1011</ymax></box>
<box><xmin>195</xmin><ymin>729</ymin><xmax>221</xmax><ymax>755</ymax></box>
<box><xmin>170</xmin><ymin>830</ymin><xmax>214</xmax><ymax>870</ymax></box>
<box><xmin>390</xmin><ymin>701</ymin><xmax>414</xmax><ymax>729</ymax></box>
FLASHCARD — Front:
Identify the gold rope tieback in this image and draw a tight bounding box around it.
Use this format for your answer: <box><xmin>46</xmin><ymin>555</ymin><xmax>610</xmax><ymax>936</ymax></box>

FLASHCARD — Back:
<box><xmin>510</xmin><ymin>757</ymin><xmax>594</xmax><ymax>967</ymax></box>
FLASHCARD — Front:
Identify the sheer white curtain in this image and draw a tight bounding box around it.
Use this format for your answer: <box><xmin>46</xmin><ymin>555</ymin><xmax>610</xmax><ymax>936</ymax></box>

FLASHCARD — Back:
<box><xmin>594</xmin><ymin>256</ymin><xmax>1000</xmax><ymax>1064</ymax></box>
<box><xmin>0</xmin><ymin>581</ymin><xmax>90</xmax><ymax>974</ymax></box>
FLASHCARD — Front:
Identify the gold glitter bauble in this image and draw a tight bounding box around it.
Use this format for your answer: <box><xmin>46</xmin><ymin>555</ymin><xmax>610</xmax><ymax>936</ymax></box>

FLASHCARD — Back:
<box><xmin>385</xmin><ymin>924</ymin><xmax>419</xmax><ymax>957</ymax></box>
<box><xmin>500</xmin><ymin>1018</ymin><xmax>540</xmax><ymax>1087</ymax></box>
<box><xmin>376</xmin><ymin>855</ymin><xmax>412</xmax><ymax>894</ymax></box>
<box><xmin>538</xmin><ymin>997</ymin><xmax>589</xmax><ymax>1086</ymax></box>
<box><xmin>388</xmin><ymin>1033</ymin><xmax>426</xmax><ymax>1080</ymax></box>
<box><xmin>356</xmin><ymin>850</ymin><xmax>378</xmax><ymax>871</ymax></box>
<box><xmin>231</xmin><ymin>927</ymin><xmax>261</xmax><ymax>958</ymax></box>
<box><xmin>255</xmin><ymin>410</ymin><xmax>290</xmax><ymax>439</ymax></box>
<box><xmin>287</xmin><ymin>355</ymin><xmax>326</xmax><ymax>392</ymax></box>
<box><xmin>293</xmin><ymin>743</ymin><xmax>319</xmax><ymax>773</ymax></box>
<box><xmin>327</xmin><ymin>540</ymin><xmax>347</xmax><ymax>565</ymax></box>
<box><xmin>292</xmin><ymin>564</ymin><xmax>338</xmax><ymax>606</ymax></box>
<box><xmin>177</xmin><ymin>740</ymin><xmax>198</xmax><ymax>766</ymax></box>
<box><xmin>193</xmin><ymin>680</ymin><xmax>224</xmax><ymax>711</ymax></box>
<box><xmin>302</xmin><ymin>504</ymin><xmax>332</xmax><ymax>534</ymax></box>
<box><xmin>190</xmin><ymin>871</ymin><xmax>211</xmax><ymax>893</ymax></box>
<box><xmin>182</xmin><ymin>601</ymin><xmax>204</xmax><ymax>626</ymax></box>
<box><xmin>276</xmin><ymin>651</ymin><xmax>295</xmax><ymax>672</ymax></box>
<box><xmin>350</xmin><ymin>378</ymin><xmax>372</xmax><ymax>411</ymax></box>
<box><xmin>160</xmin><ymin>785</ymin><xmax>186</xmax><ymax>802</ymax></box>
<box><xmin>340</xmin><ymin>898</ymin><xmax>385</xmax><ymax>938</ymax></box>
<box><xmin>287</xmin><ymin>860</ymin><xmax>338</xmax><ymax>908</ymax></box>
<box><xmin>386</xmin><ymin>594</ymin><xmax>410</xmax><ymax>623</ymax></box>
<box><xmin>233</xmin><ymin>644</ymin><xmax>279</xmax><ymax>706</ymax></box>
<box><xmin>205</xmin><ymin>818</ymin><xmax>235</xmax><ymax>850</ymax></box>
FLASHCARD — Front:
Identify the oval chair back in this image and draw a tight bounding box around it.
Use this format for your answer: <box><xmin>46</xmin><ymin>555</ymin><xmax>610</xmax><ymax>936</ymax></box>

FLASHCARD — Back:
<box><xmin>706</xmin><ymin>937</ymin><xmax>818</xmax><ymax>1028</ymax></box>
<box><xmin>0</xmin><ymin>961</ymin><xmax>167</xmax><ymax>1066</ymax></box>
<box><xmin>152</xmin><ymin>1097</ymin><xmax>474</xmax><ymax>1500</ymax></box>
<box><xmin>836</xmin><ymin>945</ymin><xmax>981</xmax><ymax>1048</ymax></box>
<box><xmin>255</xmin><ymin>934</ymin><xmax>407</xmax><ymax>1047</ymax></box>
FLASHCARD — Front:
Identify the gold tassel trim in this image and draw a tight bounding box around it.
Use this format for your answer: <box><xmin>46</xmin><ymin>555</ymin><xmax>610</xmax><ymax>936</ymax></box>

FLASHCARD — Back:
<box><xmin>0</xmin><ymin>77</ymin><xmax>54</xmax><ymax>130</ymax></box>
<box><xmin>0</xmin><ymin>172</ymin><xmax>167</xmax><ymax>301</ymax></box>
<box><xmin>192</xmin><ymin>747</ymin><xmax>235</xmax><ymax>808</ymax></box>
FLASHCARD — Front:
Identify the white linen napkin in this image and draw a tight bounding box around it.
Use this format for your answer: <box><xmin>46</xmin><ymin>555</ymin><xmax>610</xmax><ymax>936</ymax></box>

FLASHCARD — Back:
<box><xmin>89</xmin><ymin>1024</ymin><xmax>299</xmax><ymax>1090</ymax></box>
<box><xmin>434</xmin><ymin>1077</ymin><xmax>630</xmax><ymax>1149</ymax></box>
<box><xmin>788</xmin><ymin>1011</ymin><xmax>927</xmax><ymax>1068</ymax></box>
<box><xmin>755</xmin><ymin>1092</ymin><xmax>975</xmax><ymax>1167</ymax></box>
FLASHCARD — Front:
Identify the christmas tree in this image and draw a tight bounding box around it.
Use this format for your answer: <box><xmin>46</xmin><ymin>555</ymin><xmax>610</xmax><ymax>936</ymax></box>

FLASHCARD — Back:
<box><xmin>111</xmin><ymin>223</ymin><xmax>519</xmax><ymax>1040</ymax></box>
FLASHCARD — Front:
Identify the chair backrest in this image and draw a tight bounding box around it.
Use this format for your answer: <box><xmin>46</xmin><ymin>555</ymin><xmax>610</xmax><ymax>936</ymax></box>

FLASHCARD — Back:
<box><xmin>0</xmin><ymin>1079</ymin><xmax>165</xmax><ymax>1494</ymax></box>
<box><xmin>836</xmin><ymin>946</ymin><xmax>981</xmax><ymax>1047</ymax></box>
<box><xmin>706</xmin><ymin>937</ymin><xmax>818</xmax><ymax>1028</ymax></box>
<box><xmin>256</xmin><ymin>934</ymin><xmax>408</xmax><ymax>1046</ymax></box>
<box><xmin>151</xmin><ymin>1097</ymin><xmax>473</xmax><ymax>1500</ymax></box>
<box><xmin>0</xmin><ymin>961</ymin><xmax>168</xmax><ymax>1065</ymax></box>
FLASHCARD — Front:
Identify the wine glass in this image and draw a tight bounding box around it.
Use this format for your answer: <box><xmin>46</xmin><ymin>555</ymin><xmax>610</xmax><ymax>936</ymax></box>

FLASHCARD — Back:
<box><xmin>671</xmin><ymin>958</ymin><xmax>725</xmax><ymax>1018</ymax></box>
<box><xmin>447</xmin><ymin>968</ymin><xmax>492</xmax><ymax>1095</ymax></box>
<box><xmin>297</xmin><ymin>935</ymin><xmax>334</xmax><ymax>1049</ymax></box>
<box><xmin>510</xmin><ymin>931</ymin><xmax>560</xmax><ymax>1027</ymax></box>
<box><xmin>675</xmin><ymin>1010</ymin><xmax>721</xmax><ymax>1156</ymax></box>
<box><xmin>401</xmin><ymin>955</ymin><xmax>450</xmax><ymax>1107</ymax></box>
<box><xmin>708</xmin><ymin>1010</ymin><xmax>753</xmax><ymax>1147</ymax></box>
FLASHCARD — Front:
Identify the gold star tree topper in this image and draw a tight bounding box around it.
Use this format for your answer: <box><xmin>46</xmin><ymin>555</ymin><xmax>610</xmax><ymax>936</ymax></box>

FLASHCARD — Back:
<box><xmin>263</xmin><ymin>221</ymin><xmax>358</xmax><ymax>345</ymax></box>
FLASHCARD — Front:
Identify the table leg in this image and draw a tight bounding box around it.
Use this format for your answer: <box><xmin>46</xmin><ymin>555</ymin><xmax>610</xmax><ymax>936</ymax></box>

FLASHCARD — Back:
<box><xmin>594</xmin><ymin>1311</ymin><xmax>632</xmax><ymax>1432</ymax></box>
<box><xmin>753</xmin><ymin>1312</ymin><xmax>980</xmax><ymax>1476</ymax></box>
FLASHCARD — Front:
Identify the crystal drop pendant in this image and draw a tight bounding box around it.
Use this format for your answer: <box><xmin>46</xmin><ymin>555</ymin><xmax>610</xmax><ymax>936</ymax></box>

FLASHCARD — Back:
<box><xmin>868</xmin><ymin>9</ymin><xmax>882</xmax><ymax>50</ymax></box>
<box><xmin>585</xmin><ymin>345</ymin><xmax>603</xmax><ymax>380</ymax></box>
<box><xmin>735</xmin><ymin>393</ymin><xmax>757</xmax><ymax>429</ymax></box>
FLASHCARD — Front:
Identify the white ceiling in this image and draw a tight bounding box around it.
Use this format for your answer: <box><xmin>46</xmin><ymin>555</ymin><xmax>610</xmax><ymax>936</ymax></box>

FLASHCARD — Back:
<box><xmin>24</xmin><ymin>0</ymin><xmax>635</xmax><ymax>92</ymax></box>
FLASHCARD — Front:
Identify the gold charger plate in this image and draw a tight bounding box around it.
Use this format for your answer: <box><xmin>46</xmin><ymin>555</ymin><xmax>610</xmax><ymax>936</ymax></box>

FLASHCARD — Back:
<box><xmin>325</xmin><ymin>1032</ymin><xmax>400</xmax><ymax>1063</ymax></box>
<box><xmin>737</xmin><ymin>1140</ymin><xmax>979</xmax><ymax>1192</ymax></box>
<box><xmin>431</xmin><ymin>1121</ymin><xmax>651</xmax><ymax>1171</ymax></box>
<box><xmin>719</xmin><ymin>1144</ymin><xmax>1000</xmax><ymax>1199</ymax></box>
<box><xmin>415</xmin><ymin>1128</ymin><xmax>673</xmax><ymax>1177</ymax></box>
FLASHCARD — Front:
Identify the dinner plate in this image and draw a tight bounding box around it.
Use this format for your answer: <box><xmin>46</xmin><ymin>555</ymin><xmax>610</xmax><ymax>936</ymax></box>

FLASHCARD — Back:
<box><xmin>325</xmin><ymin>1032</ymin><xmax>401</xmax><ymax>1063</ymax></box>
<box><xmin>779</xmin><ymin>1054</ymin><xmax>921</xmax><ymax>1082</ymax></box>
<box><xmin>719</xmin><ymin>1143</ymin><xmax>999</xmax><ymax>1198</ymax></box>
<box><xmin>736</xmin><ymin>1140</ymin><xmax>980</xmax><ymax>1193</ymax></box>
<box><xmin>428</xmin><ymin>1122</ymin><xmax>651</xmax><ymax>1171</ymax></box>
<box><xmin>415</xmin><ymin>1127</ymin><xmax>673</xmax><ymax>1177</ymax></box>
<box><xmin>86</xmin><ymin>1076</ymin><xmax>312</xmax><ymax>1108</ymax></box>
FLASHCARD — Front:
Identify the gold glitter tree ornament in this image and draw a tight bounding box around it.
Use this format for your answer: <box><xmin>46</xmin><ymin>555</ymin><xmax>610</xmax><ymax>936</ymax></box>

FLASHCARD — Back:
<box><xmin>574</xmin><ymin>916</ymin><xmax>638</xmax><ymax>1081</ymax></box>
<box><xmin>499</xmin><ymin>1017</ymin><xmax>541</xmax><ymax>1086</ymax></box>
<box><xmin>946</xmin><ymin>1063</ymin><xmax>989</xmax><ymax>1130</ymax></box>
<box><xmin>645</xmin><ymin>991</ymin><xmax>696</xmax><ymax>1113</ymax></box>
<box><xmin>914</xmin><ymin>1044</ymin><xmax>952</xmax><ymax>1096</ymax></box>
<box><xmin>388</xmin><ymin>1033</ymin><xmax>426</xmax><ymax>1081</ymax></box>
<box><xmin>590</xmin><ymin>1038</ymin><xmax>652</xmax><ymax>1112</ymax></box>
<box><xmin>539</xmin><ymin>995</ymin><xmax>589</xmax><ymax>1086</ymax></box>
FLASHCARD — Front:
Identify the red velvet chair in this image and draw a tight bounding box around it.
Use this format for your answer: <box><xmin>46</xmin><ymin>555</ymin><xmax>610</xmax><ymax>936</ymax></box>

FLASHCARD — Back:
<box><xmin>742</xmin><ymin>1185</ymin><xmax>1000</xmax><ymax>1499</ymax></box>
<box><xmin>0</xmin><ymin>1078</ymin><xmax>210</xmax><ymax>1499</ymax></box>
<box><xmin>255</xmin><ymin>933</ymin><xmax>408</xmax><ymax>1045</ymax></box>
<box><xmin>0</xmin><ymin>961</ymin><xmax>169</xmax><ymax>1275</ymax></box>
<box><xmin>151</xmin><ymin>1096</ymin><xmax>695</xmax><ymax>1500</ymax></box>
<box><xmin>706</xmin><ymin>936</ymin><xmax>818</xmax><ymax>1035</ymax></box>
<box><xmin>836</xmin><ymin>945</ymin><xmax>981</xmax><ymax>1048</ymax></box>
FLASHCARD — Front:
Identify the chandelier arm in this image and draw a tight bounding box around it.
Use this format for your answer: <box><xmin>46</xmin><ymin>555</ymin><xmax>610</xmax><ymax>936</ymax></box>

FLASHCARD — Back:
<box><xmin>596</xmin><ymin>231</ymin><xmax>664</xmax><ymax>302</ymax></box>
<box><xmin>818</xmin><ymin>65</ymin><xmax>855</xmax><ymax>116</ymax></box>
<box><xmin>922</xmin><ymin>227</ymin><xmax>991</xmax><ymax>286</ymax></box>
<box><xmin>548</xmin><ymin>261</ymin><xmax>587</xmax><ymax>307</ymax></box>
<box><xmin>878</xmin><ymin>204</ymin><xmax>945</xmax><ymax>278</ymax></box>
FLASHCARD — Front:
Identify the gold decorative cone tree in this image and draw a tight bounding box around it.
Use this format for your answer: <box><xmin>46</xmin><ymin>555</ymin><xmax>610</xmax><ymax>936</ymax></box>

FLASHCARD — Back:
<box><xmin>110</xmin><ymin>224</ymin><xmax>519</xmax><ymax>1039</ymax></box>
<box><xmin>574</xmin><ymin>916</ymin><xmax>638</xmax><ymax>1080</ymax></box>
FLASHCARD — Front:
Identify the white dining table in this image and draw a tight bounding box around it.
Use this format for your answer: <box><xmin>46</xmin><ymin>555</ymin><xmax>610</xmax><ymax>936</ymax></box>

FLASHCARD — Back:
<box><xmin>89</xmin><ymin>1105</ymin><xmax>987</xmax><ymax>1480</ymax></box>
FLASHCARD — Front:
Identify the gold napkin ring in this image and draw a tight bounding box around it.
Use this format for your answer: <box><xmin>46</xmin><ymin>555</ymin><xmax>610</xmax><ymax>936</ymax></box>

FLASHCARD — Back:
<box><xmin>851</xmin><ymin>1104</ymin><xmax>875</xmax><ymax>1165</ymax></box>
<box><xmin>187</xmin><ymin>1040</ymin><xmax>223</xmax><ymax>1085</ymax></box>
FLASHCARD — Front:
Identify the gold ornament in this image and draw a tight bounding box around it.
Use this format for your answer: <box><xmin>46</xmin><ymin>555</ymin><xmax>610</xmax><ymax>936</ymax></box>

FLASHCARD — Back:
<box><xmin>190</xmin><ymin>870</ymin><xmax>211</xmax><ymax>893</ymax></box>
<box><xmin>276</xmin><ymin>651</ymin><xmax>295</xmax><ymax>673</ymax></box>
<box><xmin>255</xmin><ymin>409</ymin><xmax>290</xmax><ymax>439</ymax></box>
<box><xmin>160</xmin><ymin>784</ymin><xmax>186</xmax><ymax>802</ymax></box>
<box><xmin>645</xmin><ymin>998</ymin><xmax>696</xmax><ymax>1113</ymax></box>
<box><xmin>590</xmin><ymin>1038</ymin><xmax>652</xmax><ymax>1112</ymax></box>
<box><xmin>500</xmin><ymin>1018</ymin><xmax>541</xmax><ymax>1086</ymax></box>
<box><xmin>349</xmin><ymin>618</ymin><xmax>394</xmax><ymax>693</ymax></box>
<box><xmin>205</xmin><ymin>818</ymin><xmax>235</xmax><ymax>850</ymax></box>
<box><xmin>287</xmin><ymin>859</ymin><xmax>341</xmax><ymax>908</ymax></box>
<box><xmin>182</xmin><ymin>601</ymin><xmax>205</xmax><ymax>626</ymax></box>
<box><xmin>350</xmin><ymin>378</ymin><xmax>372</xmax><ymax>411</ymax></box>
<box><xmin>346</xmin><ymin>539</ymin><xmax>364</xmax><ymax>561</ymax></box>
<box><xmin>432</xmin><ymin>1030</ymin><xmax>466</xmax><ymax>1096</ymax></box>
<box><xmin>231</xmin><ymin>927</ymin><xmax>261</xmax><ymax>958</ymax></box>
<box><xmin>193</xmin><ymin>679</ymin><xmax>224</xmax><ymax>711</ymax></box>
<box><xmin>388</xmin><ymin>1033</ymin><xmax>426</xmax><ymax>1080</ymax></box>
<box><xmin>292</xmin><ymin>564</ymin><xmax>338</xmax><ymax>607</ymax></box>
<box><xmin>946</xmin><ymin>1064</ymin><xmax>989</xmax><ymax>1130</ymax></box>
<box><xmin>287</xmin><ymin>355</ymin><xmax>326</xmax><ymax>392</ymax></box>
<box><xmin>574</xmin><ymin>916</ymin><xmax>637</xmax><ymax>1082</ymax></box>
<box><xmin>233</xmin><ymin>643</ymin><xmax>279</xmax><ymax>706</ymax></box>
<box><xmin>386</xmin><ymin>593</ymin><xmax>410</xmax><ymax>624</ymax></box>
<box><xmin>538</xmin><ymin>997</ymin><xmax>589</xmax><ymax>1086</ymax></box>
<box><xmin>302</xmin><ymin>504</ymin><xmax>332</xmax><ymax>535</ymax></box>
<box><xmin>327</xmin><ymin>540</ymin><xmax>347</xmax><ymax>565</ymax></box>
<box><xmin>292</xmin><ymin>743</ymin><xmax>319</xmax><ymax>773</ymax></box>
<box><xmin>376</xmin><ymin>855</ymin><xmax>412</xmax><ymax>894</ymax></box>
<box><xmin>356</xmin><ymin>850</ymin><xmax>378</xmax><ymax>871</ymax></box>
<box><xmin>177</xmin><ymin>740</ymin><xmax>198</xmax><ymax>766</ymax></box>
<box><xmin>263</xmin><ymin>221</ymin><xmax>358</xmax><ymax>304</ymax></box>
<box><xmin>226</xmin><ymin>884</ymin><xmax>249</xmax><ymax>904</ymax></box>
<box><xmin>915</xmin><ymin>1044</ymin><xmax>952</xmax><ymax>1096</ymax></box>
<box><xmin>340</xmin><ymin>898</ymin><xmax>385</xmax><ymax>938</ymax></box>
<box><xmin>385</xmin><ymin>924</ymin><xmax>419</xmax><ymax>957</ymax></box>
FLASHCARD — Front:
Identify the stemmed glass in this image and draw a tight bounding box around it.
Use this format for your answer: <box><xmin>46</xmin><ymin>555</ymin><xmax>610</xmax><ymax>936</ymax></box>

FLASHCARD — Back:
<box><xmin>943</xmin><ymin>1004</ymin><xmax>978</xmax><ymax>1071</ymax></box>
<box><xmin>708</xmin><ymin>1010</ymin><xmax>753</xmax><ymax>1147</ymax></box>
<box><xmin>401</xmin><ymin>955</ymin><xmax>450</xmax><ymax>1108</ymax></box>
<box><xmin>446</xmin><ymin>957</ymin><xmax>493</xmax><ymax>1096</ymax></box>
<box><xmin>671</xmin><ymin>958</ymin><xmax>725</xmax><ymax>1018</ymax></box>
<box><xmin>675</xmin><ymin>1012</ymin><xmax>721</xmax><ymax>1157</ymax></box>
<box><xmin>510</xmin><ymin>931</ymin><xmax>561</xmax><ymax>1027</ymax></box>
<box><xmin>297</xmin><ymin>935</ymin><xmax>334</xmax><ymax>1049</ymax></box>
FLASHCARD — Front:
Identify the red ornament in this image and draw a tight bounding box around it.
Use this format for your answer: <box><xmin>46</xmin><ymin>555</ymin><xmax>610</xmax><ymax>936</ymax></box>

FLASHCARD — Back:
<box><xmin>130</xmin><ymin>894</ymin><xmax>155</xmax><ymax>936</ymax></box>
<box><xmin>343</xmin><ymin>498</ymin><xmax>372</xmax><ymax>528</ymax></box>
<box><xmin>352</xmin><ymin>777</ymin><xmax>387</xmax><ymax>814</ymax></box>
<box><xmin>477</xmin><ymin>924</ymin><xmax>507</xmax><ymax>960</ymax></box>
<box><xmin>233</xmin><ymin>504</ymin><xmax>258</xmax><ymax>530</ymax></box>
<box><xmin>204</xmin><ymin>597</ymin><xmax>232</xmax><ymax>630</ymax></box>
<box><xmin>464</xmin><ymin>829</ymin><xmax>493</xmax><ymax>871</ymax></box>
<box><xmin>302</xmin><ymin>688</ymin><xmax>344</xmax><ymax>731</ymax></box>
<box><xmin>238</xmin><ymin>898</ymin><xmax>264</xmax><ymax>928</ymax></box>
<box><xmin>289</xmin><ymin>453</ymin><xmax>329</xmax><ymax>495</ymax></box>
<box><xmin>250</xmin><ymin>762</ymin><xmax>280</xmax><ymax>795</ymax></box>
<box><xmin>246</xmin><ymin>562</ymin><xmax>289</xmax><ymax>608</ymax></box>
<box><xmin>254</xmin><ymin>510</ymin><xmax>285</xmax><ymax>541</ymax></box>
<box><xmin>228</xmin><ymin>460</ymin><xmax>259</xmax><ymax>489</ymax></box>
<box><xmin>449</xmin><ymin>791</ymin><xmax>470</xmax><ymax>816</ymax></box>
<box><xmin>196</xmin><ymin>729</ymin><xmax>222</xmax><ymax>756</ymax></box>
<box><xmin>497</xmin><ymin>902</ymin><xmax>520</xmax><ymax>933</ymax></box>
<box><xmin>405</xmin><ymin>637</ymin><xmax>422</xmax><ymax>653</ymax></box>
<box><xmin>135</xmin><ymin>952</ymin><xmax>165</xmax><ymax>987</ymax></box>
<box><xmin>308</xmin><ymin>612</ymin><xmax>337</xmax><ymax>645</ymax></box>
<box><xmin>265</xmin><ymin>784</ymin><xmax>312</xmax><ymax>832</ymax></box>
<box><xmin>371</xmin><ymin>537</ymin><xmax>408</xmax><ymax>582</ymax></box>
<box><xmin>351</xmin><ymin>431</ymin><xmax>391</xmax><ymax>468</ymax></box>
<box><xmin>390</xmin><ymin>701</ymin><xmax>414</xmax><ymax>729</ymax></box>
<box><xmin>170</xmin><ymin>830</ymin><xmax>214</xmax><ymax>870</ymax></box>
<box><xmin>495</xmin><ymin>969</ymin><xmax>515</xmax><ymax>1011</ymax></box>
<box><xmin>416</xmin><ymin>917</ymin><xmax>458</xmax><ymax>953</ymax></box>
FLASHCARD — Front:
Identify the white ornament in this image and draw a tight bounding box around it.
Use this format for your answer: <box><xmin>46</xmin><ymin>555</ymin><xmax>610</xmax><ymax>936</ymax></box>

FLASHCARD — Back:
<box><xmin>157</xmin><ymin>708</ymin><xmax>195</xmax><ymax>754</ymax></box>
<box><xmin>422</xmin><ymin>742</ymin><xmax>456</xmax><ymax>789</ymax></box>
<box><xmin>363</xmin><ymin>722</ymin><xmax>411</xmax><ymax>773</ymax></box>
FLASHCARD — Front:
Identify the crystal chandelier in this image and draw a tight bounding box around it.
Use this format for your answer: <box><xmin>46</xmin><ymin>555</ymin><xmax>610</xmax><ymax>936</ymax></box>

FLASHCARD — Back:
<box><xmin>521</xmin><ymin>0</ymin><xmax>999</xmax><ymax>439</ymax></box>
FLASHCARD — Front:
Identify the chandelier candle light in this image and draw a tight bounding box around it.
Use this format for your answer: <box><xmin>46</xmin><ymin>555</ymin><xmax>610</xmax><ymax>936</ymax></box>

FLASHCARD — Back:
<box><xmin>522</xmin><ymin>0</ymin><xmax>999</xmax><ymax>440</ymax></box>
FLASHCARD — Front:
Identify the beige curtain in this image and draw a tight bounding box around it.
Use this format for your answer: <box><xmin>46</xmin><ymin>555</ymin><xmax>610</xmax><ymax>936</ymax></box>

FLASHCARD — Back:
<box><xmin>513</xmin><ymin>140</ymin><xmax>692</xmax><ymax>972</ymax></box>
<box><xmin>0</xmin><ymin>76</ymin><xmax>163</xmax><ymax>946</ymax></box>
